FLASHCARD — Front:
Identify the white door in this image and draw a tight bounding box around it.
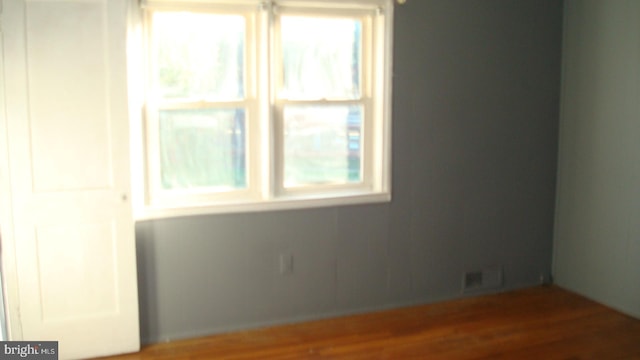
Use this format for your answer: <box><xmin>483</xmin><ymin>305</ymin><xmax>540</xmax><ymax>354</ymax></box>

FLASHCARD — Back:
<box><xmin>1</xmin><ymin>0</ymin><xmax>140</xmax><ymax>359</ymax></box>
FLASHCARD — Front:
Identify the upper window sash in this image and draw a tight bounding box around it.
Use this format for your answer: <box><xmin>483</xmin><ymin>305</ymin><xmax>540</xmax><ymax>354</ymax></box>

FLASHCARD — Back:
<box><xmin>141</xmin><ymin>0</ymin><xmax>392</xmax><ymax>12</ymax></box>
<box><xmin>141</xmin><ymin>1</ymin><xmax>261</xmax><ymax>12</ymax></box>
<box><xmin>274</xmin><ymin>11</ymin><xmax>371</xmax><ymax>102</ymax></box>
<box><xmin>269</xmin><ymin>0</ymin><xmax>390</xmax><ymax>11</ymax></box>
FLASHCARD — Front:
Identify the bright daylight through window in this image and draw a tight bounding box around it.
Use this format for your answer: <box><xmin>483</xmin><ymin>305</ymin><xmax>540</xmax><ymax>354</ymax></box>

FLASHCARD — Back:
<box><xmin>139</xmin><ymin>0</ymin><xmax>393</xmax><ymax>218</ymax></box>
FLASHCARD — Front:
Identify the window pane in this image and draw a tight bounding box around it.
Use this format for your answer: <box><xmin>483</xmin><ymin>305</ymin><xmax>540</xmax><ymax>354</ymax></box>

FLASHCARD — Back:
<box><xmin>159</xmin><ymin>109</ymin><xmax>247</xmax><ymax>191</ymax></box>
<box><xmin>153</xmin><ymin>12</ymin><xmax>245</xmax><ymax>100</ymax></box>
<box><xmin>284</xmin><ymin>106</ymin><xmax>362</xmax><ymax>187</ymax></box>
<box><xmin>281</xmin><ymin>17</ymin><xmax>361</xmax><ymax>100</ymax></box>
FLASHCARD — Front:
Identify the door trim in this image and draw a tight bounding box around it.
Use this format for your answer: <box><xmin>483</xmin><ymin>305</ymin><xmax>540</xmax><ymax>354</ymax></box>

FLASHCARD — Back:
<box><xmin>0</xmin><ymin>22</ymin><xmax>24</xmax><ymax>341</ymax></box>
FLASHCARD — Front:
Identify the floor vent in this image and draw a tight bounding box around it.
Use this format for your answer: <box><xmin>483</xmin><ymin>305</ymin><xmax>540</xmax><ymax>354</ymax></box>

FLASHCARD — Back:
<box><xmin>463</xmin><ymin>266</ymin><xmax>503</xmax><ymax>293</ymax></box>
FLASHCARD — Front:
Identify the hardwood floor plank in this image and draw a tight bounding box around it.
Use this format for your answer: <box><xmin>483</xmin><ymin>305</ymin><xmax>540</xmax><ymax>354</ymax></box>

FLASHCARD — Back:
<box><xmin>97</xmin><ymin>286</ymin><xmax>640</xmax><ymax>359</ymax></box>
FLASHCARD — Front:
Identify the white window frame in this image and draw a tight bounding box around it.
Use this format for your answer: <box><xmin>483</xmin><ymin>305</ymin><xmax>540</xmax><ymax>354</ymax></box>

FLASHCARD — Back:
<box><xmin>136</xmin><ymin>0</ymin><xmax>393</xmax><ymax>219</ymax></box>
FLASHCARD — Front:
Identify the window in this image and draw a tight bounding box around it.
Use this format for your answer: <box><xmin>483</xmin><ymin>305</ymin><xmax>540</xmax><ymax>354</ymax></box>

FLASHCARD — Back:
<box><xmin>139</xmin><ymin>0</ymin><xmax>393</xmax><ymax>217</ymax></box>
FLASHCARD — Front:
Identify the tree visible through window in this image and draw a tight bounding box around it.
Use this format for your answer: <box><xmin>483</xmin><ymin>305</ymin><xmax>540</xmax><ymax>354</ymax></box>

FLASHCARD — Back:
<box><xmin>142</xmin><ymin>0</ymin><xmax>392</xmax><ymax>214</ymax></box>
<box><xmin>151</xmin><ymin>13</ymin><xmax>247</xmax><ymax>191</ymax></box>
<box><xmin>280</xmin><ymin>16</ymin><xmax>363</xmax><ymax>187</ymax></box>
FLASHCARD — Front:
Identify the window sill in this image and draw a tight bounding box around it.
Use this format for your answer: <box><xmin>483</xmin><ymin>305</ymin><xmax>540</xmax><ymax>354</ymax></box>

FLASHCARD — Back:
<box><xmin>134</xmin><ymin>191</ymin><xmax>391</xmax><ymax>220</ymax></box>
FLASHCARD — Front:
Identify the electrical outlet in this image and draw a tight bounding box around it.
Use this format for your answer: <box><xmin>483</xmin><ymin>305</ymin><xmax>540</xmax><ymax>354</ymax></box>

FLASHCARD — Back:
<box><xmin>279</xmin><ymin>253</ymin><xmax>294</xmax><ymax>275</ymax></box>
<box><xmin>539</xmin><ymin>273</ymin><xmax>553</xmax><ymax>285</ymax></box>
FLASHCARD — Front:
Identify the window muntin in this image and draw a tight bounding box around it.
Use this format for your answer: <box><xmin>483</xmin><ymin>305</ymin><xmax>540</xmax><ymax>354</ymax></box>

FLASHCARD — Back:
<box><xmin>140</xmin><ymin>1</ymin><xmax>392</xmax><ymax>216</ymax></box>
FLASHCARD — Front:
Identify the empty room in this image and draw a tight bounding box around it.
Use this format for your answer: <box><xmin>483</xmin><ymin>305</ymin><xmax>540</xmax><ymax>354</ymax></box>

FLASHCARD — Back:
<box><xmin>0</xmin><ymin>0</ymin><xmax>639</xmax><ymax>359</ymax></box>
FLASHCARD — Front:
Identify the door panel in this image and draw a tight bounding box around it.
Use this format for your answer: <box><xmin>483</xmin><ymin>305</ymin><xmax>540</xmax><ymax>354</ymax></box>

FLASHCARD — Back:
<box><xmin>26</xmin><ymin>1</ymin><xmax>113</xmax><ymax>192</ymax></box>
<box><xmin>2</xmin><ymin>0</ymin><xmax>140</xmax><ymax>358</ymax></box>
<box><xmin>35</xmin><ymin>221</ymin><xmax>119</xmax><ymax>320</ymax></box>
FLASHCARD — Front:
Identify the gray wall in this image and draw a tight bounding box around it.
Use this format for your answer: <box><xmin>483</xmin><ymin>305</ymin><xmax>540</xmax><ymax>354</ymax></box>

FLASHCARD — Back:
<box><xmin>553</xmin><ymin>0</ymin><xmax>640</xmax><ymax>318</ymax></box>
<box><xmin>136</xmin><ymin>0</ymin><xmax>563</xmax><ymax>344</ymax></box>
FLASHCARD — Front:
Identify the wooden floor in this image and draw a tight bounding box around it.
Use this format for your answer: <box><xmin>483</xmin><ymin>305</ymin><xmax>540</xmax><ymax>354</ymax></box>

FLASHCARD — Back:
<box><xmin>99</xmin><ymin>286</ymin><xmax>640</xmax><ymax>359</ymax></box>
